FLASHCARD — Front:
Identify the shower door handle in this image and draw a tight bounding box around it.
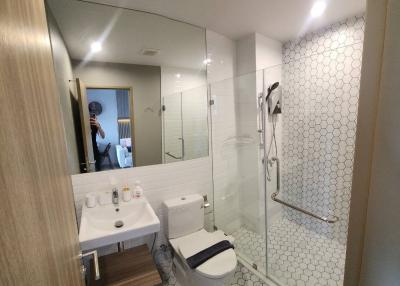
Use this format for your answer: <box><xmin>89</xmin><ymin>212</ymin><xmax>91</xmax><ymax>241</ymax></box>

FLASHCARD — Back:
<box><xmin>179</xmin><ymin>137</ymin><xmax>185</xmax><ymax>160</ymax></box>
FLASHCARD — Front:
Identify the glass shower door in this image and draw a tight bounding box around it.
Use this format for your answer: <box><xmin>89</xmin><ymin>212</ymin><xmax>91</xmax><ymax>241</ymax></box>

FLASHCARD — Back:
<box><xmin>163</xmin><ymin>93</ymin><xmax>183</xmax><ymax>163</ymax></box>
<box><xmin>210</xmin><ymin>70</ymin><xmax>268</xmax><ymax>275</ymax></box>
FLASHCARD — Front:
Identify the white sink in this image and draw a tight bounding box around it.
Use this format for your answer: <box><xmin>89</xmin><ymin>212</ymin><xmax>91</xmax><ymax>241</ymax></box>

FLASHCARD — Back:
<box><xmin>79</xmin><ymin>196</ymin><xmax>160</xmax><ymax>251</ymax></box>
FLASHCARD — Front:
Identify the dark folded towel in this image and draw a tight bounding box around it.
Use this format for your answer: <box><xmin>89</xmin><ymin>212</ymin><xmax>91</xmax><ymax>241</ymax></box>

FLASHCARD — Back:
<box><xmin>186</xmin><ymin>240</ymin><xmax>234</xmax><ymax>269</ymax></box>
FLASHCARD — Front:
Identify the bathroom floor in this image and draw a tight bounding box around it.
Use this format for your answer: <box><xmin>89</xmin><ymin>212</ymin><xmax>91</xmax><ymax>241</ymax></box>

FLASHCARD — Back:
<box><xmin>161</xmin><ymin>217</ymin><xmax>346</xmax><ymax>286</ymax></box>
<box><xmin>162</xmin><ymin>263</ymin><xmax>269</xmax><ymax>286</ymax></box>
<box><xmin>232</xmin><ymin>217</ymin><xmax>346</xmax><ymax>286</ymax></box>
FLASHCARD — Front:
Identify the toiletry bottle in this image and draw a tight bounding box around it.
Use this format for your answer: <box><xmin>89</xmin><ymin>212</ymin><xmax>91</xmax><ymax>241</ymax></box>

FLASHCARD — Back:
<box><xmin>134</xmin><ymin>180</ymin><xmax>143</xmax><ymax>198</ymax></box>
<box><xmin>122</xmin><ymin>185</ymin><xmax>131</xmax><ymax>202</ymax></box>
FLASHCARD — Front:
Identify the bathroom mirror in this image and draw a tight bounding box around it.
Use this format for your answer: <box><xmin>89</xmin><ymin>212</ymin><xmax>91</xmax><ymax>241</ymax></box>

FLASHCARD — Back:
<box><xmin>45</xmin><ymin>0</ymin><xmax>208</xmax><ymax>174</ymax></box>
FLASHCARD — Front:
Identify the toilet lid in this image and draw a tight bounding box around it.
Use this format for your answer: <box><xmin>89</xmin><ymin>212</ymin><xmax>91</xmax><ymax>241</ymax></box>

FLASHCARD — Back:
<box><xmin>179</xmin><ymin>230</ymin><xmax>237</xmax><ymax>279</ymax></box>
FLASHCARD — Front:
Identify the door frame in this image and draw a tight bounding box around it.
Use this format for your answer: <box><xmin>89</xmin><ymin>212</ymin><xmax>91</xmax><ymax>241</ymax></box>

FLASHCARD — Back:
<box><xmin>85</xmin><ymin>85</ymin><xmax>136</xmax><ymax>168</ymax></box>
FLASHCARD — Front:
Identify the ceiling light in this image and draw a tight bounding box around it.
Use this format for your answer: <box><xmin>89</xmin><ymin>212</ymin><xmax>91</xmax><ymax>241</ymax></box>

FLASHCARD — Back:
<box><xmin>175</xmin><ymin>73</ymin><xmax>181</xmax><ymax>78</ymax></box>
<box><xmin>203</xmin><ymin>58</ymin><xmax>212</xmax><ymax>65</ymax></box>
<box><xmin>310</xmin><ymin>1</ymin><xmax>327</xmax><ymax>18</ymax></box>
<box><xmin>90</xmin><ymin>41</ymin><xmax>102</xmax><ymax>53</ymax></box>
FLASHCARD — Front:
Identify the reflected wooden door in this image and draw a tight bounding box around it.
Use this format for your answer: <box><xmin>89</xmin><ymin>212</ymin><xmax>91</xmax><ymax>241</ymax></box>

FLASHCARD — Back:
<box><xmin>0</xmin><ymin>0</ymin><xmax>84</xmax><ymax>285</ymax></box>
<box><xmin>76</xmin><ymin>78</ymin><xmax>95</xmax><ymax>172</ymax></box>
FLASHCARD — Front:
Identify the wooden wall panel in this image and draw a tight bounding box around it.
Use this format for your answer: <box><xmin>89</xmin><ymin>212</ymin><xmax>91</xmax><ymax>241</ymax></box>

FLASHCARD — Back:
<box><xmin>0</xmin><ymin>0</ymin><xmax>83</xmax><ymax>285</ymax></box>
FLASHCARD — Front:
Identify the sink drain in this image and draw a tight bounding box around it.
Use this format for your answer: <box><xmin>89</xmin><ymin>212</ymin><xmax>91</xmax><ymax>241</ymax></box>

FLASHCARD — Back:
<box><xmin>114</xmin><ymin>220</ymin><xmax>124</xmax><ymax>228</ymax></box>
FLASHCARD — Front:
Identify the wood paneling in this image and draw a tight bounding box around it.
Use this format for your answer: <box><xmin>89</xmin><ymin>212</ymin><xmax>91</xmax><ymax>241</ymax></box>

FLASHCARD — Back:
<box><xmin>89</xmin><ymin>246</ymin><xmax>162</xmax><ymax>286</ymax></box>
<box><xmin>0</xmin><ymin>0</ymin><xmax>83</xmax><ymax>285</ymax></box>
<box><xmin>344</xmin><ymin>1</ymin><xmax>388</xmax><ymax>285</ymax></box>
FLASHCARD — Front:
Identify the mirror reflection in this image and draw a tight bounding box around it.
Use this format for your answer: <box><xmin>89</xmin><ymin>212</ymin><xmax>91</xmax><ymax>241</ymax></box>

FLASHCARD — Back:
<box><xmin>45</xmin><ymin>0</ymin><xmax>208</xmax><ymax>174</ymax></box>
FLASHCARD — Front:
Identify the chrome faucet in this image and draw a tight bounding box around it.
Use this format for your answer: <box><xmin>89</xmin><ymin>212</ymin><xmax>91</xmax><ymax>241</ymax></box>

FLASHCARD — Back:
<box><xmin>112</xmin><ymin>188</ymin><xmax>119</xmax><ymax>206</ymax></box>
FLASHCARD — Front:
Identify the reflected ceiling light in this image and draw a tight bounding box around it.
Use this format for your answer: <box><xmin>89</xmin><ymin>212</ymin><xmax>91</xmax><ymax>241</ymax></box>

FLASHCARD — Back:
<box><xmin>175</xmin><ymin>73</ymin><xmax>181</xmax><ymax>78</ymax></box>
<box><xmin>203</xmin><ymin>58</ymin><xmax>212</xmax><ymax>65</ymax></box>
<box><xmin>90</xmin><ymin>41</ymin><xmax>102</xmax><ymax>53</ymax></box>
<box><xmin>310</xmin><ymin>1</ymin><xmax>327</xmax><ymax>18</ymax></box>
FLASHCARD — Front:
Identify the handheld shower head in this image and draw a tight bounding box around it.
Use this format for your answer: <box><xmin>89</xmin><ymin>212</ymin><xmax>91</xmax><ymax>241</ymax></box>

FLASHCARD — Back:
<box><xmin>266</xmin><ymin>82</ymin><xmax>280</xmax><ymax>100</ymax></box>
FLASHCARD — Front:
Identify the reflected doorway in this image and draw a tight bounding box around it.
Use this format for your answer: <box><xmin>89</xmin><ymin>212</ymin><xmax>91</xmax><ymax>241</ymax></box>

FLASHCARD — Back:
<box><xmin>86</xmin><ymin>87</ymin><xmax>135</xmax><ymax>171</ymax></box>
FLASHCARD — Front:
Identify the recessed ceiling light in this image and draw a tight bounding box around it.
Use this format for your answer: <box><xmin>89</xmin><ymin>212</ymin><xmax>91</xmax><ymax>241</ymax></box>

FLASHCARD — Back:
<box><xmin>310</xmin><ymin>1</ymin><xmax>327</xmax><ymax>18</ymax></box>
<box><xmin>175</xmin><ymin>73</ymin><xmax>181</xmax><ymax>78</ymax></box>
<box><xmin>203</xmin><ymin>58</ymin><xmax>212</xmax><ymax>65</ymax></box>
<box><xmin>90</xmin><ymin>41</ymin><xmax>102</xmax><ymax>53</ymax></box>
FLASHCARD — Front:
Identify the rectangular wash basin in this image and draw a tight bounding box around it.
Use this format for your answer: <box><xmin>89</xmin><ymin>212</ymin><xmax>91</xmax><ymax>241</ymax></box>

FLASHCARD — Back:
<box><xmin>79</xmin><ymin>196</ymin><xmax>160</xmax><ymax>251</ymax></box>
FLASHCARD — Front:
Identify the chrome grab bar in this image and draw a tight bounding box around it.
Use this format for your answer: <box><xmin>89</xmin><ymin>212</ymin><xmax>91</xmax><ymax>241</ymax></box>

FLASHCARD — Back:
<box><xmin>271</xmin><ymin>193</ymin><xmax>339</xmax><ymax>224</ymax></box>
<box><xmin>165</xmin><ymin>152</ymin><xmax>182</xmax><ymax>160</ymax></box>
<box><xmin>269</xmin><ymin>156</ymin><xmax>339</xmax><ymax>224</ymax></box>
<box><xmin>165</xmin><ymin>137</ymin><xmax>185</xmax><ymax>160</ymax></box>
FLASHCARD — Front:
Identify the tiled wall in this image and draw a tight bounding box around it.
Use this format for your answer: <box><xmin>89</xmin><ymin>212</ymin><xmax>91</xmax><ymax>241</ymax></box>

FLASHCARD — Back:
<box><xmin>72</xmin><ymin>157</ymin><xmax>213</xmax><ymax>254</ymax></box>
<box><xmin>280</xmin><ymin>15</ymin><xmax>365</xmax><ymax>244</ymax></box>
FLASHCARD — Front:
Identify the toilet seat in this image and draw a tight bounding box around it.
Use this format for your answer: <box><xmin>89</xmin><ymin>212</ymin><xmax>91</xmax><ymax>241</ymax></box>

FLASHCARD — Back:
<box><xmin>174</xmin><ymin>229</ymin><xmax>237</xmax><ymax>279</ymax></box>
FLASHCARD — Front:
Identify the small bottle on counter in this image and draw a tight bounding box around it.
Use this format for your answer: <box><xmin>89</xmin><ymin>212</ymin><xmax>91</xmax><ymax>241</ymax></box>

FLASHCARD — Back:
<box><xmin>122</xmin><ymin>185</ymin><xmax>131</xmax><ymax>202</ymax></box>
<box><xmin>134</xmin><ymin>180</ymin><xmax>143</xmax><ymax>198</ymax></box>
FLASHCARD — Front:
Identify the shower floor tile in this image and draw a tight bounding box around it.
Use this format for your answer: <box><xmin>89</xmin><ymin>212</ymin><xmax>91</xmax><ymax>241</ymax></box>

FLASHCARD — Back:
<box><xmin>231</xmin><ymin>217</ymin><xmax>346</xmax><ymax>286</ymax></box>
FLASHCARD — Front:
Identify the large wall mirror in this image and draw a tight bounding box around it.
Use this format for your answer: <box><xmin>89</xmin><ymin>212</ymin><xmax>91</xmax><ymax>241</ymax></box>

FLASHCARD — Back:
<box><xmin>45</xmin><ymin>0</ymin><xmax>208</xmax><ymax>174</ymax></box>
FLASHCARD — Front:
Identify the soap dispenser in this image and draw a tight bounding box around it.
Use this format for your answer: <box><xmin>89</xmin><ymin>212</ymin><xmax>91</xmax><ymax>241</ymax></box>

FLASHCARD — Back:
<box><xmin>122</xmin><ymin>184</ymin><xmax>131</xmax><ymax>202</ymax></box>
<box><xmin>133</xmin><ymin>180</ymin><xmax>143</xmax><ymax>198</ymax></box>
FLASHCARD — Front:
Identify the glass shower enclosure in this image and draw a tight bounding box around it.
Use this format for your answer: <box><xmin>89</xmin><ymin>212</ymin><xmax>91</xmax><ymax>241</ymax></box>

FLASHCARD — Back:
<box><xmin>210</xmin><ymin>15</ymin><xmax>364</xmax><ymax>285</ymax></box>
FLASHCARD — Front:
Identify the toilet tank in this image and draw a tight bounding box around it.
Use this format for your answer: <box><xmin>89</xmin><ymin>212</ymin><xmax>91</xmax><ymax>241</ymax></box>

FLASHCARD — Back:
<box><xmin>163</xmin><ymin>194</ymin><xmax>204</xmax><ymax>239</ymax></box>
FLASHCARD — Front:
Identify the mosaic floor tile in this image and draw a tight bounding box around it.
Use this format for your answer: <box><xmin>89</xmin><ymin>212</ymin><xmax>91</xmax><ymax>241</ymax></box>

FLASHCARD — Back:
<box><xmin>232</xmin><ymin>217</ymin><xmax>346</xmax><ymax>286</ymax></box>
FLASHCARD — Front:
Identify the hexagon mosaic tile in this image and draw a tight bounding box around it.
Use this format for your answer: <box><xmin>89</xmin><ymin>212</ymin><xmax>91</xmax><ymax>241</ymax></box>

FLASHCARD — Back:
<box><xmin>232</xmin><ymin>222</ymin><xmax>346</xmax><ymax>286</ymax></box>
<box><xmin>280</xmin><ymin>14</ymin><xmax>365</xmax><ymax>245</ymax></box>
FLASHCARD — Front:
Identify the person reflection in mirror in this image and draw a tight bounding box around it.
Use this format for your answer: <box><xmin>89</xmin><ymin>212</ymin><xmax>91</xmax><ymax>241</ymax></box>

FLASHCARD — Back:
<box><xmin>90</xmin><ymin>114</ymin><xmax>105</xmax><ymax>171</ymax></box>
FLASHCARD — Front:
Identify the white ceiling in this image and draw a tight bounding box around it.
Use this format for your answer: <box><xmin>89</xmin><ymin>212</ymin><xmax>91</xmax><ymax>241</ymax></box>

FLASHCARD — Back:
<box><xmin>47</xmin><ymin>0</ymin><xmax>207</xmax><ymax>69</ymax></box>
<box><xmin>83</xmin><ymin>0</ymin><xmax>366</xmax><ymax>42</ymax></box>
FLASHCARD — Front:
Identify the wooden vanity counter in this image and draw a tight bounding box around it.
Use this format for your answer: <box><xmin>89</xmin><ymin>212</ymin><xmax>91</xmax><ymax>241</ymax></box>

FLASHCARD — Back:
<box><xmin>89</xmin><ymin>245</ymin><xmax>162</xmax><ymax>286</ymax></box>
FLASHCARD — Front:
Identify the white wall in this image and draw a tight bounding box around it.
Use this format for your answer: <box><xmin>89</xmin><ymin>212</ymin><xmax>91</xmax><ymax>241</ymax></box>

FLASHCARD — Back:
<box><xmin>161</xmin><ymin>66</ymin><xmax>206</xmax><ymax>97</ymax></box>
<box><xmin>161</xmin><ymin>66</ymin><xmax>208</xmax><ymax>163</ymax></box>
<box><xmin>47</xmin><ymin>6</ymin><xmax>81</xmax><ymax>174</ymax></box>
<box><xmin>206</xmin><ymin>30</ymin><xmax>236</xmax><ymax>83</ymax></box>
<box><xmin>236</xmin><ymin>34</ymin><xmax>256</xmax><ymax>76</ymax></box>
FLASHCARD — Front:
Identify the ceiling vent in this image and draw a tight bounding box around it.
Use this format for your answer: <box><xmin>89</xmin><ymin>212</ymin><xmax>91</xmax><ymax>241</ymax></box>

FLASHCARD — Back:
<box><xmin>140</xmin><ymin>48</ymin><xmax>160</xmax><ymax>56</ymax></box>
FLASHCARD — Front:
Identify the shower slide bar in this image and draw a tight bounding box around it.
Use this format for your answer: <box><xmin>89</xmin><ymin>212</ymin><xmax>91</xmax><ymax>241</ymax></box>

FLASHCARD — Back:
<box><xmin>269</xmin><ymin>157</ymin><xmax>339</xmax><ymax>224</ymax></box>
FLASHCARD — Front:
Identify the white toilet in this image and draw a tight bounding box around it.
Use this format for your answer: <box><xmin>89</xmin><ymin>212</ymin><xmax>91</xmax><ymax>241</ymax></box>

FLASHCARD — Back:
<box><xmin>163</xmin><ymin>194</ymin><xmax>237</xmax><ymax>286</ymax></box>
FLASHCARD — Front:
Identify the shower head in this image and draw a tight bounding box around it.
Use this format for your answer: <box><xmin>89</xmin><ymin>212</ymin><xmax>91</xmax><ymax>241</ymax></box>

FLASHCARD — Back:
<box><xmin>266</xmin><ymin>82</ymin><xmax>280</xmax><ymax>100</ymax></box>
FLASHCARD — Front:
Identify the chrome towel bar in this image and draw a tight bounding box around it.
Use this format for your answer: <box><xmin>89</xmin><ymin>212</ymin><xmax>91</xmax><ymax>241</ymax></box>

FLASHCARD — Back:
<box><xmin>269</xmin><ymin>156</ymin><xmax>339</xmax><ymax>224</ymax></box>
<box><xmin>271</xmin><ymin>193</ymin><xmax>339</xmax><ymax>224</ymax></box>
